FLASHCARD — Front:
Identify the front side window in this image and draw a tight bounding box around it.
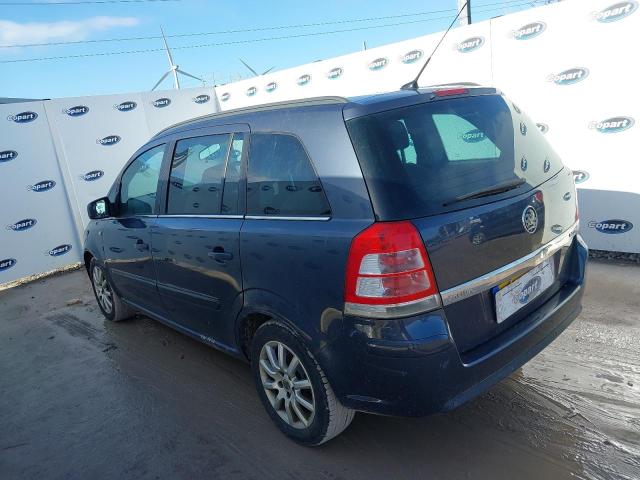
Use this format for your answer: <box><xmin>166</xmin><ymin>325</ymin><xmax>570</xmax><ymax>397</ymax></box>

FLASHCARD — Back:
<box><xmin>246</xmin><ymin>133</ymin><xmax>330</xmax><ymax>217</ymax></box>
<box><xmin>119</xmin><ymin>144</ymin><xmax>165</xmax><ymax>216</ymax></box>
<box><xmin>167</xmin><ymin>134</ymin><xmax>231</xmax><ymax>215</ymax></box>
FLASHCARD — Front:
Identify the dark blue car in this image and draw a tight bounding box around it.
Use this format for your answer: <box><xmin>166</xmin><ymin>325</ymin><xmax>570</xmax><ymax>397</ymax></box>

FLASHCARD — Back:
<box><xmin>84</xmin><ymin>87</ymin><xmax>587</xmax><ymax>445</ymax></box>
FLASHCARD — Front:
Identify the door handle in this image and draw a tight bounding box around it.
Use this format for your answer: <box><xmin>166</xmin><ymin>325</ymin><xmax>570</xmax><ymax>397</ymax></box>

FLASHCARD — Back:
<box><xmin>208</xmin><ymin>247</ymin><xmax>233</xmax><ymax>262</ymax></box>
<box><xmin>135</xmin><ymin>239</ymin><xmax>149</xmax><ymax>251</ymax></box>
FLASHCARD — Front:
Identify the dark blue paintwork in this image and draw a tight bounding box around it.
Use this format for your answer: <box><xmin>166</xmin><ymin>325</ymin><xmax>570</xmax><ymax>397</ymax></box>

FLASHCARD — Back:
<box><xmin>84</xmin><ymin>88</ymin><xmax>587</xmax><ymax>417</ymax></box>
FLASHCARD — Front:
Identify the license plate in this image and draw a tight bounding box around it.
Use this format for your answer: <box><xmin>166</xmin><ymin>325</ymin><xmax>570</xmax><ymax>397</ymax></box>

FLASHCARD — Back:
<box><xmin>494</xmin><ymin>259</ymin><xmax>555</xmax><ymax>323</ymax></box>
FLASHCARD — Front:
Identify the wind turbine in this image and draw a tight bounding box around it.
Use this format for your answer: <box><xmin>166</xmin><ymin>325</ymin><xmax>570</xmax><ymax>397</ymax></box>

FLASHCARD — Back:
<box><xmin>152</xmin><ymin>27</ymin><xmax>204</xmax><ymax>91</ymax></box>
<box><xmin>239</xmin><ymin>58</ymin><xmax>275</xmax><ymax>77</ymax></box>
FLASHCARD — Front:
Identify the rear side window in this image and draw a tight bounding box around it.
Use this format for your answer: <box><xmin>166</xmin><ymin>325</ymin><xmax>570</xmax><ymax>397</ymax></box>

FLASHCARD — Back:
<box><xmin>119</xmin><ymin>144</ymin><xmax>165</xmax><ymax>216</ymax></box>
<box><xmin>167</xmin><ymin>134</ymin><xmax>231</xmax><ymax>215</ymax></box>
<box><xmin>346</xmin><ymin>94</ymin><xmax>562</xmax><ymax>220</ymax></box>
<box><xmin>246</xmin><ymin>133</ymin><xmax>330</xmax><ymax>217</ymax></box>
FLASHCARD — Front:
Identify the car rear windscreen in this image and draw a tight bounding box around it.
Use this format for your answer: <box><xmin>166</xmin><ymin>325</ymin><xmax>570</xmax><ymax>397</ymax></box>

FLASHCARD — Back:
<box><xmin>345</xmin><ymin>94</ymin><xmax>563</xmax><ymax>220</ymax></box>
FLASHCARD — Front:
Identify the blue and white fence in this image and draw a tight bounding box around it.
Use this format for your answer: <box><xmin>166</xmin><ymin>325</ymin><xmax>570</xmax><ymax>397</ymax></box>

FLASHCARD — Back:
<box><xmin>0</xmin><ymin>0</ymin><xmax>637</xmax><ymax>286</ymax></box>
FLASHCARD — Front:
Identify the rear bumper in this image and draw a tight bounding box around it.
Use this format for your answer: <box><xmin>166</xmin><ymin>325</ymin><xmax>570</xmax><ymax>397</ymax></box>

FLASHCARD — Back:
<box><xmin>319</xmin><ymin>235</ymin><xmax>587</xmax><ymax>417</ymax></box>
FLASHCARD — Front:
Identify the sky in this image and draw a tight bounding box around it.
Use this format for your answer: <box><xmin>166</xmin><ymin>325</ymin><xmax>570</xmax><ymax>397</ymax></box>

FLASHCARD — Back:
<box><xmin>0</xmin><ymin>0</ymin><xmax>544</xmax><ymax>99</ymax></box>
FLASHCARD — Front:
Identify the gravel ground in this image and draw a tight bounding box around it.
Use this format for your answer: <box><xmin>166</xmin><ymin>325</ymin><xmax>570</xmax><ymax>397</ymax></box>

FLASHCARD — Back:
<box><xmin>1</xmin><ymin>260</ymin><xmax>638</xmax><ymax>480</ymax></box>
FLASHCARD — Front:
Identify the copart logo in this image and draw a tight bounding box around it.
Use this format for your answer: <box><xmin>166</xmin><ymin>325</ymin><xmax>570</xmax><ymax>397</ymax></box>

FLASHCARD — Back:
<box><xmin>512</xmin><ymin>21</ymin><xmax>546</xmax><ymax>40</ymax></box>
<box><xmin>153</xmin><ymin>98</ymin><xmax>171</xmax><ymax>108</ymax></box>
<box><xmin>265</xmin><ymin>82</ymin><xmax>277</xmax><ymax>93</ymax></box>
<box><xmin>220</xmin><ymin>92</ymin><xmax>231</xmax><ymax>102</ymax></box>
<box><xmin>547</xmin><ymin>68</ymin><xmax>589</xmax><ymax>85</ymax></box>
<box><xmin>97</xmin><ymin>135</ymin><xmax>120</xmax><ymax>146</ymax></box>
<box><xmin>6</xmin><ymin>218</ymin><xmax>37</xmax><ymax>232</ymax></box>
<box><xmin>460</xmin><ymin>129</ymin><xmax>485</xmax><ymax>143</ymax></box>
<box><xmin>47</xmin><ymin>244</ymin><xmax>72</xmax><ymax>257</ymax></box>
<box><xmin>593</xmin><ymin>1</ymin><xmax>637</xmax><ymax>22</ymax></box>
<box><xmin>297</xmin><ymin>74</ymin><xmax>311</xmax><ymax>86</ymax></box>
<box><xmin>536</xmin><ymin>123</ymin><xmax>549</xmax><ymax>134</ymax></box>
<box><xmin>589</xmin><ymin>116</ymin><xmax>634</xmax><ymax>133</ymax></box>
<box><xmin>327</xmin><ymin>67</ymin><xmax>343</xmax><ymax>80</ymax></box>
<box><xmin>0</xmin><ymin>258</ymin><xmax>17</xmax><ymax>272</ymax></box>
<box><xmin>63</xmin><ymin>105</ymin><xmax>89</xmax><ymax>117</ymax></box>
<box><xmin>81</xmin><ymin>170</ymin><xmax>104</xmax><ymax>181</ymax></box>
<box><xmin>246</xmin><ymin>86</ymin><xmax>257</xmax><ymax>97</ymax></box>
<box><xmin>519</xmin><ymin>276</ymin><xmax>542</xmax><ymax>304</ymax></box>
<box><xmin>368</xmin><ymin>57</ymin><xmax>388</xmax><ymax>71</ymax></box>
<box><xmin>114</xmin><ymin>101</ymin><xmax>137</xmax><ymax>112</ymax></box>
<box><xmin>456</xmin><ymin>36</ymin><xmax>484</xmax><ymax>53</ymax></box>
<box><xmin>402</xmin><ymin>49</ymin><xmax>423</xmax><ymax>64</ymax></box>
<box><xmin>588</xmin><ymin>219</ymin><xmax>633</xmax><ymax>234</ymax></box>
<box><xmin>0</xmin><ymin>150</ymin><xmax>18</xmax><ymax>163</ymax></box>
<box><xmin>193</xmin><ymin>94</ymin><xmax>210</xmax><ymax>104</ymax></box>
<box><xmin>573</xmin><ymin>170</ymin><xmax>590</xmax><ymax>184</ymax></box>
<box><xmin>7</xmin><ymin>111</ymin><xmax>37</xmax><ymax>123</ymax></box>
<box><xmin>27</xmin><ymin>180</ymin><xmax>56</xmax><ymax>192</ymax></box>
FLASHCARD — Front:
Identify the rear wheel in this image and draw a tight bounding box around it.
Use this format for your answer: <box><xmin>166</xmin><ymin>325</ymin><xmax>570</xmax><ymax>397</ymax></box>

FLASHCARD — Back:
<box><xmin>89</xmin><ymin>259</ymin><xmax>134</xmax><ymax>322</ymax></box>
<box><xmin>251</xmin><ymin>321</ymin><xmax>355</xmax><ymax>446</ymax></box>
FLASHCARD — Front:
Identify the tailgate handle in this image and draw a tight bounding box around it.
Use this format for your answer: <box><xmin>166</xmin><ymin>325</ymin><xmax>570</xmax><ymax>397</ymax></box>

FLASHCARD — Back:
<box><xmin>208</xmin><ymin>246</ymin><xmax>233</xmax><ymax>262</ymax></box>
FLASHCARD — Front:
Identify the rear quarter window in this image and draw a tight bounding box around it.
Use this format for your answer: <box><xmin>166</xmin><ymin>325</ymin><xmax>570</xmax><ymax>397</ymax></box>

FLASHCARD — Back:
<box><xmin>246</xmin><ymin>133</ymin><xmax>331</xmax><ymax>217</ymax></box>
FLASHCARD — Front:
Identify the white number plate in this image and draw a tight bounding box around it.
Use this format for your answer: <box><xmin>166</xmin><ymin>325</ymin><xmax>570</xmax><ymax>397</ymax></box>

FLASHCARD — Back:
<box><xmin>494</xmin><ymin>259</ymin><xmax>555</xmax><ymax>324</ymax></box>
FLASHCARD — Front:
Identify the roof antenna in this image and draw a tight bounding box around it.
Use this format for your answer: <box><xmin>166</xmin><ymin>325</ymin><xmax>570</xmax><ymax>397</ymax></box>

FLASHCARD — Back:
<box><xmin>401</xmin><ymin>1</ymin><xmax>469</xmax><ymax>91</ymax></box>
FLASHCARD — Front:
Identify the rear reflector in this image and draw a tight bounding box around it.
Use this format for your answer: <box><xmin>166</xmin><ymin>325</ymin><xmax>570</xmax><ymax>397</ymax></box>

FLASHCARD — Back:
<box><xmin>434</xmin><ymin>88</ymin><xmax>469</xmax><ymax>97</ymax></box>
<box><xmin>344</xmin><ymin>221</ymin><xmax>441</xmax><ymax>319</ymax></box>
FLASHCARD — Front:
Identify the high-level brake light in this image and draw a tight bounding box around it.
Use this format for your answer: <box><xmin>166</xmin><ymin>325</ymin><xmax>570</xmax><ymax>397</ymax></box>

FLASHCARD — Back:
<box><xmin>434</xmin><ymin>88</ymin><xmax>469</xmax><ymax>97</ymax></box>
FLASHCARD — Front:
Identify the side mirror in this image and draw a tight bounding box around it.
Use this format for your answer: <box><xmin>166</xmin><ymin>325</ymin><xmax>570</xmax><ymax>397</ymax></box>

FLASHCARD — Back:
<box><xmin>87</xmin><ymin>197</ymin><xmax>112</xmax><ymax>220</ymax></box>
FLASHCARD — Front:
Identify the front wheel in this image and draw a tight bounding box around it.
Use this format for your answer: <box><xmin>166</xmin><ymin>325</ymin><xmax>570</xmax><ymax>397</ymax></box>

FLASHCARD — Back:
<box><xmin>251</xmin><ymin>321</ymin><xmax>355</xmax><ymax>446</ymax></box>
<box><xmin>89</xmin><ymin>259</ymin><xmax>135</xmax><ymax>322</ymax></box>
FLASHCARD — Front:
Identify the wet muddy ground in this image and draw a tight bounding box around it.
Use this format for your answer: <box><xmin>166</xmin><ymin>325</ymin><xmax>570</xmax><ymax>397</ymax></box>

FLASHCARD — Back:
<box><xmin>1</xmin><ymin>260</ymin><xmax>639</xmax><ymax>479</ymax></box>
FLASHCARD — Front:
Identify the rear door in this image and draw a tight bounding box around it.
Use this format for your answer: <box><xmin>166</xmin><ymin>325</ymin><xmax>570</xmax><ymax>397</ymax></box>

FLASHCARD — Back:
<box><xmin>151</xmin><ymin>125</ymin><xmax>247</xmax><ymax>347</ymax></box>
<box><xmin>346</xmin><ymin>92</ymin><xmax>578</xmax><ymax>352</ymax></box>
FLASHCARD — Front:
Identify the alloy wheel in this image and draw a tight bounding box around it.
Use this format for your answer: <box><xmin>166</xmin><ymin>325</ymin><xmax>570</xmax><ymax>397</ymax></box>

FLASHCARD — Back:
<box><xmin>92</xmin><ymin>266</ymin><xmax>113</xmax><ymax>314</ymax></box>
<box><xmin>258</xmin><ymin>340</ymin><xmax>316</xmax><ymax>429</ymax></box>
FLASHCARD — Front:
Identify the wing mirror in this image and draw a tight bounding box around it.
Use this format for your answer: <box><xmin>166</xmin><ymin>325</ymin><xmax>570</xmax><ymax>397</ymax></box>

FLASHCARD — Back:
<box><xmin>87</xmin><ymin>197</ymin><xmax>113</xmax><ymax>220</ymax></box>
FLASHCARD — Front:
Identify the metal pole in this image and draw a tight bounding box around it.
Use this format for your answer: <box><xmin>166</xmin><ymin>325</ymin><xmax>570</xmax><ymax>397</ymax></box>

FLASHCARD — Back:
<box><xmin>458</xmin><ymin>0</ymin><xmax>471</xmax><ymax>25</ymax></box>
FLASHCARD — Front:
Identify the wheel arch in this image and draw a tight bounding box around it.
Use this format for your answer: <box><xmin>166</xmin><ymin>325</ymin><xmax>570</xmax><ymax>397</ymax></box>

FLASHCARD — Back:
<box><xmin>235</xmin><ymin>303</ymin><xmax>310</xmax><ymax>362</ymax></box>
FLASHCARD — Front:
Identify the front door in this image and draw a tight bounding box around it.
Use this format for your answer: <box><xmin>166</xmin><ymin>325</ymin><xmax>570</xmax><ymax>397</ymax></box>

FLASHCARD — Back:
<box><xmin>102</xmin><ymin>144</ymin><xmax>166</xmax><ymax>314</ymax></box>
<box><xmin>152</xmin><ymin>127</ymin><xmax>247</xmax><ymax>348</ymax></box>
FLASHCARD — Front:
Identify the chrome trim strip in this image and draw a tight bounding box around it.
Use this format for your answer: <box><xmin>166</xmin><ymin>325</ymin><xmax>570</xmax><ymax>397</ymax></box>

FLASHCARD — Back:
<box><xmin>344</xmin><ymin>294</ymin><xmax>442</xmax><ymax>319</ymax></box>
<box><xmin>245</xmin><ymin>215</ymin><xmax>331</xmax><ymax>221</ymax></box>
<box><xmin>440</xmin><ymin>222</ymin><xmax>579</xmax><ymax>306</ymax></box>
<box><xmin>158</xmin><ymin>214</ymin><xmax>244</xmax><ymax>219</ymax></box>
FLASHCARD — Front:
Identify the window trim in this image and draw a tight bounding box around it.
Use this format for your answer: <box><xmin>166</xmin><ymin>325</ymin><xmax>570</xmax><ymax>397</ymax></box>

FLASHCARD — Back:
<box><xmin>116</xmin><ymin>143</ymin><xmax>167</xmax><ymax>218</ymax></box>
<box><xmin>245</xmin><ymin>215</ymin><xmax>331</xmax><ymax>221</ymax></box>
<box><xmin>244</xmin><ymin>131</ymin><xmax>332</xmax><ymax>219</ymax></box>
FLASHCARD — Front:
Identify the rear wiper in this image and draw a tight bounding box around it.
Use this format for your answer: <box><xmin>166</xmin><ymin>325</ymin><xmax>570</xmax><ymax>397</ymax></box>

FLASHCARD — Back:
<box><xmin>443</xmin><ymin>178</ymin><xmax>526</xmax><ymax>207</ymax></box>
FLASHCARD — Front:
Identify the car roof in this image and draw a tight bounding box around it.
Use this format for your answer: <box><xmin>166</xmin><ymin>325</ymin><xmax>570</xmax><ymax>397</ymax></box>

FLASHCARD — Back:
<box><xmin>152</xmin><ymin>84</ymin><xmax>495</xmax><ymax>140</ymax></box>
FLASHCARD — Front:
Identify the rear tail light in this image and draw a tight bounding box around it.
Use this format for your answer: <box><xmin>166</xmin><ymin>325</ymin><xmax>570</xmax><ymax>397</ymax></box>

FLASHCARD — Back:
<box><xmin>344</xmin><ymin>221</ymin><xmax>441</xmax><ymax>318</ymax></box>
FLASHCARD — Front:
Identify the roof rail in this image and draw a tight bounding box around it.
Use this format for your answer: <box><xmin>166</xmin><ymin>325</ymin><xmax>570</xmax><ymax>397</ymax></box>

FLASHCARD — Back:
<box><xmin>153</xmin><ymin>95</ymin><xmax>349</xmax><ymax>139</ymax></box>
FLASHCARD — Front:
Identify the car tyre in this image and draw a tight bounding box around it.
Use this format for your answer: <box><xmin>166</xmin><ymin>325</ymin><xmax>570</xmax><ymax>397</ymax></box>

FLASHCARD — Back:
<box><xmin>251</xmin><ymin>321</ymin><xmax>355</xmax><ymax>446</ymax></box>
<box><xmin>89</xmin><ymin>258</ymin><xmax>135</xmax><ymax>322</ymax></box>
